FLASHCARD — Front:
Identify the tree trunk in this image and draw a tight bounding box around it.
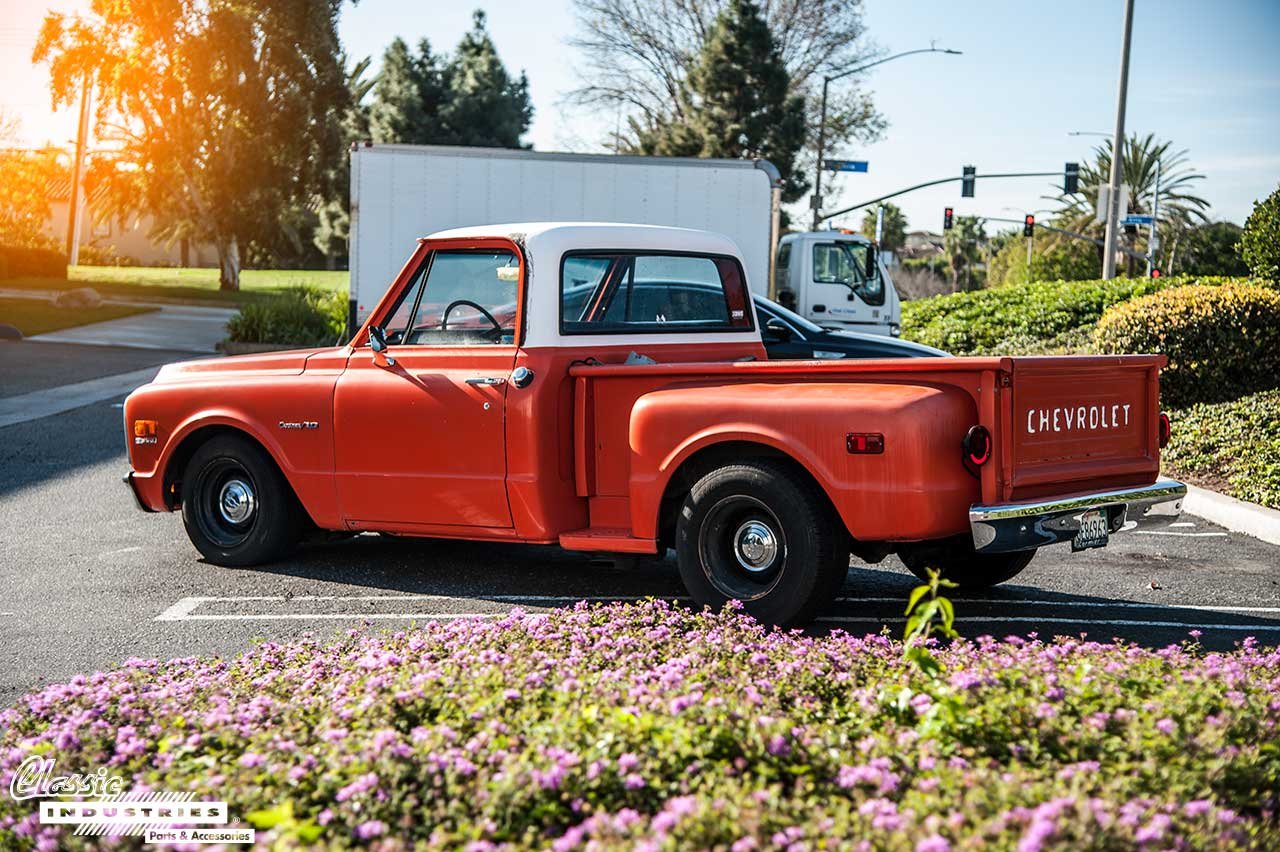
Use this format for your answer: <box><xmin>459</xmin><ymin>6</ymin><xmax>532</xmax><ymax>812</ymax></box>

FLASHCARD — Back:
<box><xmin>217</xmin><ymin>234</ymin><xmax>241</xmax><ymax>291</ymax></box>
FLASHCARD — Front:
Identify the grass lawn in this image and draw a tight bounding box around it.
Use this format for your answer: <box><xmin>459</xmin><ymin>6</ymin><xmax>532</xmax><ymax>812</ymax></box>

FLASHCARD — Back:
<box><xmin>0</xmin><ymin>266</ymin><xmax>349</xmax><ymax>306</ymax></box>
<box><xmin>0</xmin><ymin>296</ymin><xmax>156</xmax><ymax>336</ymax></box>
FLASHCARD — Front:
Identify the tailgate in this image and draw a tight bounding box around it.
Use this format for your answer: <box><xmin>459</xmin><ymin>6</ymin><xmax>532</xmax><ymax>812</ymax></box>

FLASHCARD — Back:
<box><xmin>998</xmin><ymin>355</ymin><xmax>1163</xmax><ymax>502</ymax></box>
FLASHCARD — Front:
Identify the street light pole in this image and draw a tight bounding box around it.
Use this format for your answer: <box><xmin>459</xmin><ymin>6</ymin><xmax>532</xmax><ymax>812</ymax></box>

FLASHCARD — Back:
<box><xmin>1147</xmin><ymin>159</ymin><xmax>1161</xmax><ymax>275</ymax></box>
<box><xmin>1102</xmin><ymin>0</ymin><xmax>1136</xmax><ymax>280</ymax></box>
<box><xmin>811</xmin><ymin>47</ymin><xmax>961</xmax><ymax>230</ymax></box>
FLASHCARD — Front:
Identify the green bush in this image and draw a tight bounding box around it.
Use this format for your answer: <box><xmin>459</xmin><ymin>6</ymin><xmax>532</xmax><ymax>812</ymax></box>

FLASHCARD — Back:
<box><xmin>1093</xmin><ymin>282</ymin><xmax>1280</xmax><ymax>406</ymax></box>
<box><xmin>1165</xmin><ymin>389</ymin><xmax>1280</xmax><ymax>509</ymax></box>
<box><xmin>1239</xmin><ymin>185</ymin><xmax>1280</xmax><ymax>282</ymax></box>
<box><xmin>225</xmin><ymin>285</ymin><xmax>346</xmax><ymax>346</ymax></box>
<box><xmin>0</xmin><ymin>244</ymin><xmax>66</xmax><ymax>280</ymax></box>
<box><xmin>2</xmin><ymin>601</ymin><xmax>1278</xmax><ymax>850</ymax></box>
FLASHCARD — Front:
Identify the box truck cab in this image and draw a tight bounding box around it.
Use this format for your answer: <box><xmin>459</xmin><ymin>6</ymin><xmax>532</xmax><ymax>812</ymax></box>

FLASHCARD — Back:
<box><xmin>773</xmin><ymin>231</ymin><xmax>902</xmax><ymax>337</ymax></box>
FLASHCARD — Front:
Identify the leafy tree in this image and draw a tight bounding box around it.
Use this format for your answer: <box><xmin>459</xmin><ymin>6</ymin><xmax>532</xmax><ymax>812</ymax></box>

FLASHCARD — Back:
<box><xmin>1052</xmin><ymin>133</ymin><xmax>1209</xmax><ymax>276</ymax></box>
<box><xmin>367</xmin><ymin>14</ymin><xmax>532</xmax><ymax>149</ymax></box>
<box><xmin>986</xmin><ymin>228</ymin><xmax>1099</xmax><ymax>287</ymax></box>
<box><xmin>944</xmin><ymin>215</ymin><xmax>985</xmax><ymax>292</ymax></box>
<box><xmin>1239</xmin><ymin>186</ymin><xmax>1280</xmax><ymax>282</ymax></box>
<box><xmin>34</xmin><ymin>0</ymin><xmax>349</xmax><ymax>290</ymax></box>
<box><xmin>629</xmin><ymin>0</ymin><xmax>807</xmax><ymax>202</ymax></box>
<box><xmin>1174</xmin><ymin>221</ymin><xmax>1248</xmax><ymax>277</ymax></box>
<box><xmin>570</xmin><ymin>0</ymin><xmax>884</xmax><ymax>192</ymax></box>
<box><xmin>859</xmin><ymin>203</ymin><xmax>906</xmax><ymax>254</ymax></box>
<box><xmin>0</xmin><ymin>146</ymin><xmax>64</xmax><ymax>249</ymax></box>
<box><xmin>314</xmin><ymin>55</ymin><xmax>376</xmax><ymax>267</ymax></box>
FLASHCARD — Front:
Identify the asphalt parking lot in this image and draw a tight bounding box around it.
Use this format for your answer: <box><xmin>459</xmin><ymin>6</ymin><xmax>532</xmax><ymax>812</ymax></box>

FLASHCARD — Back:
<box><xmin>2</xmin><ymin>341</ymin><xmax>1278</xmax><ymax>707</ymax></box>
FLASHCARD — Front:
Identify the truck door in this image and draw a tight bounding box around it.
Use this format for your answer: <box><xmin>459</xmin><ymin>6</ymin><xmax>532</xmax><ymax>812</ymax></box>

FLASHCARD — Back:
<box><xmin>804</xmin><ymin>239</ymin><xmax>887</xmax><ymax>330</ymax></box>
<box><xmin>333</xmin><ymin>244</ymin><xmax>521</xmax><ymax>529</ymax></box>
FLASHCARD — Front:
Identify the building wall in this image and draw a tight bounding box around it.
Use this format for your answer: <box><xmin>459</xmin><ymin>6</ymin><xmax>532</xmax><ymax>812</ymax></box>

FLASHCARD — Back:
<box><xmin>45</xmin><ymin>201</ymin><xmax>218</xmax><ymax>267</ymax></box>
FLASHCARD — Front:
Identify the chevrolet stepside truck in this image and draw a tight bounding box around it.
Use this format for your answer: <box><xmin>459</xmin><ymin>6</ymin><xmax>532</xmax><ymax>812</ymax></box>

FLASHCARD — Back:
<box><xmin>124</xmin><ymin>223</ymin><xmax>1187</xmax><ymax>626</ymax></box>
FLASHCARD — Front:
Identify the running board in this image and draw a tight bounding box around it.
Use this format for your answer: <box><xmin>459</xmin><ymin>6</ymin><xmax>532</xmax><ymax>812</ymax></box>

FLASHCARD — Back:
<box><xmin>559</xmin><ymin>528</ymin><xmax>658</xmax><ymax>554</ymax></box>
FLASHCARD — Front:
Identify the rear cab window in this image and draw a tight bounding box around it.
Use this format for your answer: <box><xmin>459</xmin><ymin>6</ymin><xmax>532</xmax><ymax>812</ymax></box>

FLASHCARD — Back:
<box><xmin>560</xmin><ymin>251</ymin><xmax>754</xmax><ymax>335</ymax></box>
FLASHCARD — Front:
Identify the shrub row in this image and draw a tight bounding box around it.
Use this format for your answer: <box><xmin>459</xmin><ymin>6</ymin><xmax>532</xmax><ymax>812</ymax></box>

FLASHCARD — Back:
<box><xmin>1164</xmin><ymin>389</ymin><xmax>1280</xmax><ymax>510</ymax></box>
<box><xmin>0</xmin><ymin>244</ymin><xmax>66</xmax><ymax>280</ymax></box>
<box><xmin>1</xmin><ymin>601</ymin><xmax>1277</xmax><ymax>850</ymax></box>
<box><xmin>898</xmin><ymin>275</ymin><xmax>1249</xmax><ymax>356</ymax></box>
<box><xmin>1093</xmin><ymin>283</ymin><xmax>1280</xmax><ymax>406</ymax></box>
<box><xmin>225</xmin><ymin>285</ymin><xmax>346</xmax><ymax>347</ymax></box>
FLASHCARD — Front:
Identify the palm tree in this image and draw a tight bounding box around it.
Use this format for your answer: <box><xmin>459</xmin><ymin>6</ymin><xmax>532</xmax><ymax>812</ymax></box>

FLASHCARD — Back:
<box><xmin>1051</xmin><ymin>133</ymin><xmax>1209</xmax><ymax>275</ymax></box>
<box><xmin>945</xmin><ymin>215</ymin><xmax>986</xmax><ymax>291</ymax></box>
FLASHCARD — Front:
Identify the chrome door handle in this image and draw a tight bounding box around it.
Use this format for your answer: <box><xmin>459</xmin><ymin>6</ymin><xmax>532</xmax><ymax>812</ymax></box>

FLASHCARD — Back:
<box><xmin>465</xmin><ymin>376</ymin><xmax>506</xmax><ymax>386</ymax></box>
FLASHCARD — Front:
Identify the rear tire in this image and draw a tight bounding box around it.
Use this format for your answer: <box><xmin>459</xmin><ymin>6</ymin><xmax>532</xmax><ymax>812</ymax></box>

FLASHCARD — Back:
<box><xmin>675</xmin><ymin>460</ymin><xmax>849</xmax><ymax>627</ymax></box>
<box><xmin>181</xmin><ymin>434</ymin><xmax>304</xmax><ymax>566</ymax></box>
<box><xmin>899</xmin><ymin>537</ymin><xmax>1035</xmax><ymax>590</ymax></box>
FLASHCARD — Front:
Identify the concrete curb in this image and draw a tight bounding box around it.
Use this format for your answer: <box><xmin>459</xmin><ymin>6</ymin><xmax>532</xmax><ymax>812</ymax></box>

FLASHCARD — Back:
<box><xmin>1182</xmin><ymin>484</ymin><xmax>1280</xmax><ymax>547</ymax></box>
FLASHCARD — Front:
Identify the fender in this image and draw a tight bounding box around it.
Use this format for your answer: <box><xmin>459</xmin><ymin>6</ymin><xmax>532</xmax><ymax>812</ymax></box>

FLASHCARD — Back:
<box><xmin>622</xmin><ymin>380</ymin><xmax>981</xmax><ymax>542</ymax></box>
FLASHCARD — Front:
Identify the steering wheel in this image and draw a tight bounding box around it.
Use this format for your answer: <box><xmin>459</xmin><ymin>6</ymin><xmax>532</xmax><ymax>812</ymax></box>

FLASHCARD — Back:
<box><xmin>440</xmin><ymin>299</ymin><xmax>502</xmax><ymax>337</ymax></box>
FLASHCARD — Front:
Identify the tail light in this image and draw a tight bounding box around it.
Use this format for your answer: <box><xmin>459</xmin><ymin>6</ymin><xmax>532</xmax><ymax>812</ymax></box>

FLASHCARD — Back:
<box><xmin>1158</xmin><ymin>412</ymin><xmax>1171</xmax><ymax>449</ymax></box>
<box><xmin>963</xmin><ymin>425</ymin><xmax>991</xmax><ymax>476</ymax></box>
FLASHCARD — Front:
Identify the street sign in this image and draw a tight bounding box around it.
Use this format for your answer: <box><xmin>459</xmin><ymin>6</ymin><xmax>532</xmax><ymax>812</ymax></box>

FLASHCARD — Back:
<box><xmin>824</xmin><ymin>159</ymin><xmax>868</xmax><ymax>173</ymax></box>
<box><xmin>1122</xmin><ymin>214</ymin><xmax>1154</xmax><ymax>226</ymax></box>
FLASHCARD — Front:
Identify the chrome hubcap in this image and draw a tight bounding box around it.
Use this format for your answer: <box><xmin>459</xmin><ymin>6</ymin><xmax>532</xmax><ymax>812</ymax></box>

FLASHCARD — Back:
<box><xmin>218</xmin><ymin>479</ymin><xmax>256</xmax><ymax>525</ymax></box>
<box><xmin>733</xmin><ymin>520</ymin><xmax>778</xmax><ymax>573</ymax></box>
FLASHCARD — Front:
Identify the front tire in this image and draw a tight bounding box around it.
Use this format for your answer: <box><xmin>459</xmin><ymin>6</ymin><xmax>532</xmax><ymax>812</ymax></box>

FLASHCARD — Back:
<box><xmin>899</xmin><ymin>537</ymin><xmax>1035</xmax><ymax>590</ymax></box>
<box><xmin>675</xmin><ymin>460</ymin><xmax>849</xmax><ymax>627</ymax></box>
<box><xmin>181</xmin><ymin>434</ymin><xmax>303</xmax><ymax>566</ymax></box>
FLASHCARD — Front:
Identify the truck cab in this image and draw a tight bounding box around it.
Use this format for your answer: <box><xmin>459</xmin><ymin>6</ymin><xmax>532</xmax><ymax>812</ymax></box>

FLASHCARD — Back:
<box><xmin>773</xmin><ymin>230</ymin><xmax>902</xmax><ymax>337</ymax></box>
<box><xmin>124</xmin><ymin>223</ymin><xmax>1185</xmax><ymax>626</ymax></box>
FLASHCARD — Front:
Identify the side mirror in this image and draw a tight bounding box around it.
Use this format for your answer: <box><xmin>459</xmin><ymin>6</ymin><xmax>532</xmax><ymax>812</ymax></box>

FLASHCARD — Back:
<box><xmin>367</xmin><ymin>325</ymin><xmax>395</xmax><ymax>366</ymax></box>
<box><xmin>764</xmin><ymin>317</ymin><xmax>793</xmax><ymax>342</ymax></box>
<box><xmin>864</xmin><ymin>245</ymin><xmax>878</xmax><ymax>281</ymax></box>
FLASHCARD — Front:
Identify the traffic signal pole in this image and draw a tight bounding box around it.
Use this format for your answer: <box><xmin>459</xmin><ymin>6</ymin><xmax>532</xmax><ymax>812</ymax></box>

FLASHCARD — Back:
<box><xmin>1102</xmin><ymin>0</ymin><xmax>1136</xmax><ymax>279</ymax></box>
<box><xmin>818</xmin><ymin>171</ymin><xmax>1059</xmax><ymax>223</ymax></box>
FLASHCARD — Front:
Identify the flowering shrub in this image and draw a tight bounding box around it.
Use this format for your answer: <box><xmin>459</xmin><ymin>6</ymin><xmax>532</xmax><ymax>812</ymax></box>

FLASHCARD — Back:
<box><xmin>2</xmin><ymin>601</ymin><xmax>1278</xmax><ymax>850</ymax></box>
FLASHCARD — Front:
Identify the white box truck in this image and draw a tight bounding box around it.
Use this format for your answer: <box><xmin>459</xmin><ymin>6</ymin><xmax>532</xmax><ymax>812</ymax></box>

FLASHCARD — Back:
<box><xmin>348</xmin><ymin>143</ymin><xmax>900</xmax><ymax>334</ymax></box>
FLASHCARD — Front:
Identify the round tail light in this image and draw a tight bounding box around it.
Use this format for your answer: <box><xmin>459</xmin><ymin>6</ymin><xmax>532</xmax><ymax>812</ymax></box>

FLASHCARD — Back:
<box><xmin>1158</xmin><ymin>412</ymin><xmax>1171</xmax><ymax>449</ymax></box>
<box><xmin>963</xmin><ymin>425</ymin><xmax>992</xmax><ymax>475</ymax></box>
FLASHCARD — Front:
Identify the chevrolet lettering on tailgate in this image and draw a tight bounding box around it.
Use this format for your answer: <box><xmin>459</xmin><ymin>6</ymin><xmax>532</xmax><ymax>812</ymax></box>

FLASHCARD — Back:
<box><xmin>122</xmin><ymin>223</ymin><xmax>1187</xmax><ymax>627</ymax></box>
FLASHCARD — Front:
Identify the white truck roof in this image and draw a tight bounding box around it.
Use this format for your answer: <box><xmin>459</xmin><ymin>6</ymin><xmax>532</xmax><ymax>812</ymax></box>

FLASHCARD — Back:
<box><xmin>425</xmin><ymin>222</ymin><xmax>759</xmax><ymax>349</ymax></box>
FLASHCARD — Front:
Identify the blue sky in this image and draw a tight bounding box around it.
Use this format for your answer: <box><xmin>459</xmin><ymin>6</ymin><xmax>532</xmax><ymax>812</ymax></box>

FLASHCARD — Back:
<box><xmin>6</xmin><ymin>0</ymin><xmax>1278</xmax><ymax>232</ymax></box>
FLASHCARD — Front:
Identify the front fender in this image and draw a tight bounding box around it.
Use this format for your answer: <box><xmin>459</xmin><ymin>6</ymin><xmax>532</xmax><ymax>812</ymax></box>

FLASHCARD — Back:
<box><xmin>626</xmin><ymin>381</ymin><xmax>981</xmax><ymax>542</ymax></box>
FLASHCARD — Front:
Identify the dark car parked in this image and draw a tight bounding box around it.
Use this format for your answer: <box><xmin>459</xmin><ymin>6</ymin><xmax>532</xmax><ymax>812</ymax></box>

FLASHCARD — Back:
<box><xmin>754</xmin><ymin>295</ymin><xmax>946</xmax><ymax>360</ymax></box>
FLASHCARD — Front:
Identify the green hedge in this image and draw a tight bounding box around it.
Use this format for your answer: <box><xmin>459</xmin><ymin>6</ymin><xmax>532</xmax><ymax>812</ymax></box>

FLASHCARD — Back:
<box><xmin>1093</xmin><ymin>283</ymin><xmax>1280</xmax><ymax>406</ymax></box>
<box><xmin>1165</xmin><ymin>389</ymin><xmax>1280</xmax><ymax>509</ymax></box>
<box><xmin>0</xmin><ymin>244</ymin><xmax>66</xmax><ymax>280</ymax></box>
<box><xmin>225</xmin><ymin>285</ymin><xmax>346</xmax><ymax>347</ymax></box>
<box><xmin>899</xmin><ymin>275</ymin><xmax>1249</xmax><ymax>356</ymax></box>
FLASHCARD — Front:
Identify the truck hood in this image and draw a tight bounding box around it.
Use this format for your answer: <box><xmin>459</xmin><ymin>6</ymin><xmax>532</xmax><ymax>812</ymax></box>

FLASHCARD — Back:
<box><xmin>152</xmin><ymin>347</ymin><xmax>343</xmax><ymax>383</ymax></box>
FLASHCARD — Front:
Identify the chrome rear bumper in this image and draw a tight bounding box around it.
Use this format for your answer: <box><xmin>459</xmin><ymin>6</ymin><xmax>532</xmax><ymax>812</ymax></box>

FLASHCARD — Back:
<box><xmin>969</xmin><ymin>477</ymin><xmax>1186</xmax><ymax>554</ymax></box>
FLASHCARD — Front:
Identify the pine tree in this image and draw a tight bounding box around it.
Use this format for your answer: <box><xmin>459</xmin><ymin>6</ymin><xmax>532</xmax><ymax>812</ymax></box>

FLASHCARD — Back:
<box><xmin>438</xmin><ymin>12</ymin><xmax>533</xmax><ymax>148</ymax></box>
<box><xmin>367</xmin><ymin>37</ymin><xmax>446</xmax><ymax>145</ymax></box>
<box><xmin>634</xmin><ymin>0</ymin><xmax>806</xmax><ymax>202</ymax></box>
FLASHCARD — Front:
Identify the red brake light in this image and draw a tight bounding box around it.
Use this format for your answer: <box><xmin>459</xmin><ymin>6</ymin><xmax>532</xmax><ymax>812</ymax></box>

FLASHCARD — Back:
<box><xmin>846</xmin><ymin>433</ymin><xmax>885</xmax><ymax>454</ymax></box>
<box><xmin>963</xmin><ymin>425</ymin><xmax>991</xmax><ymax>473</ymax></box>
<box><xmin>1158</xmin><ymin>412</ymin><xmax>1171</xmax><ymax>449</ymax></box>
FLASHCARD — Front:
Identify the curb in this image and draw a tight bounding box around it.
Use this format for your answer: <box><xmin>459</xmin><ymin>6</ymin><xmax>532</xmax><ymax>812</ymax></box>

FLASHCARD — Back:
<box><xmin>1182</xmin><ymin>484</ymin><xmax>1280</xmax><ymax>547</ymax></box>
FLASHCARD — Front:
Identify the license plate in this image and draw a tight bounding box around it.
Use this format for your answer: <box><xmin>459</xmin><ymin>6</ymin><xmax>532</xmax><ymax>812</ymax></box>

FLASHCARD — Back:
<box><xmin>1072</xmin><ymin>509</ymin><xmax>1110</xmax><ymax>551</ymax></box>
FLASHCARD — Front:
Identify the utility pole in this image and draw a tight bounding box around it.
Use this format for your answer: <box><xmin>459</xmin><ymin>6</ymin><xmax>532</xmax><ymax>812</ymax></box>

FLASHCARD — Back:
<box><xmin>1102</xmin><ymin>0</ymin><xmax>1136</xmax><ymax>280</ymax></box>
<box><xmin>811</xmin><ymin>47</ymin><xmax>961</xmax><ymax>230</ymax></box>
<box><xmin>65</xmin><ymin>74</ymin><xmax>92</xmax><ymax>267</ymax></box>
<box><xmin>1147</xmin><ymin>159</ymin><xmax>1161</xmax><ymax>275</ymax></box>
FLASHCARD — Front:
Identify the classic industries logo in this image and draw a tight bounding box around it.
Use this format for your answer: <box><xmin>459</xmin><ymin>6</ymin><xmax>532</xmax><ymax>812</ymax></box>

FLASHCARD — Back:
<box><xmin>1025</xmin><ymin>403</ymin><xmax>1133</xmax><ymax>435</ymax></box>
<box><xmin>8</xmin><ymin>755</ymin><xmax>250</xmax><ymax>843</ymax></box>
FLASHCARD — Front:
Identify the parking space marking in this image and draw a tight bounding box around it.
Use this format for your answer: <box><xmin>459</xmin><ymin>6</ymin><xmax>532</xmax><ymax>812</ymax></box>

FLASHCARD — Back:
<box><xmin>816</xmin><ymin>616</ymin><xmax>1280</xmax><ymax>632</ymax></box>
<box><xmin>1169</xmin><ymin>522</ymin><xmax>1197</xmax><ymax>528</ymax></box>
<box><xmin>1133</xmin><ymin>530</ymin><xmax>1230</xmax><ymax>538</ymax></box>
<box><xmin>834</xmin><ymin>597</ymin><xmax>1280</xmax><ymax>613</ymax></box>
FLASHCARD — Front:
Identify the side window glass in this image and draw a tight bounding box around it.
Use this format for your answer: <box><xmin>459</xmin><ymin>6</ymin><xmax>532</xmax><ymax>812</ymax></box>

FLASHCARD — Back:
<box><xmin>773</xmin><ymin>242</ymin><xmax>791</xmax><ymax>296</ymax></box>
<box><xmin>394</xmin><ymin>250</ymin><xmax>519</xmax><ymax>345</ymax></box>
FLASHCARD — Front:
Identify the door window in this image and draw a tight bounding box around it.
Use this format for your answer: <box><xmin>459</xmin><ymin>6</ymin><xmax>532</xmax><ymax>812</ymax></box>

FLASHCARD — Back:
<box><xmin>561</xmin><ymin>252</ymin><xmax>753</xmax><ymax>334</ymax></box>
<box><xmin>383</xmin><ymin>249</ymin><xmax>520</xmax><ymax>345</ymax></box>
<box><xmin>812</xmin><ymin>242</ymin><xmax>885</xmax><ymax>306</ymax></box>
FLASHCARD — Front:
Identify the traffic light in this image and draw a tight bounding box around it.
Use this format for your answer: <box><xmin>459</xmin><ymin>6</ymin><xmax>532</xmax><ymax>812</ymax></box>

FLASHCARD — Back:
<box><xmin>961</xmin><ymin>166</ymin><xmax>976</xmax><ymax>198</ymax></box>
<box><xmin>1150</xmin><ymin>268</ymin><xmax>1162</xmax><ymax>278</ymax></box>
<box><xmin>943</xmin><ymin>207</ymin><xmax>954</xmax><ymax>230</ymax></box>
<box><xmin>1064</xmin><ymin>162</ymin><xmax>1080</xmax><ymax>194</ymax></box>
<box><xmin>1023</xmin><ymin>215</ymin><xmax>1035</xmax><ymax>237</ymax></box>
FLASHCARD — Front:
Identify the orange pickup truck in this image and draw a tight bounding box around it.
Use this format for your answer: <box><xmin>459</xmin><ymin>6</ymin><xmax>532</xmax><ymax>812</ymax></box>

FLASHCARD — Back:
<box><xmin>124</xmin><ymin>223</ymin><xmax>1186</xmax><ymax>625</ymax></box>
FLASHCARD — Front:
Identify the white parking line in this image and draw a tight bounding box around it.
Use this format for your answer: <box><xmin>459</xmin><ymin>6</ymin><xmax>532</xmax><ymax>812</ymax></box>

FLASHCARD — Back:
<box><xmin>1169</xmin><ymin>522</ymin><xmax>1197</xmax><ymax>528</ymax></box>
<box><xmin>833</xmin><ymin>597</ymin><xmax>1280</xmax><ymax>613</ymax></box>
<box><xmin>815</xmin><ymin>616</ymin><xmax>1280</xmax><ymax>631</ymax></box>
<box><xmin>1132</xmin><ymin>531</ymin><xmax>1230</xmax><ymax>538</ymax></box>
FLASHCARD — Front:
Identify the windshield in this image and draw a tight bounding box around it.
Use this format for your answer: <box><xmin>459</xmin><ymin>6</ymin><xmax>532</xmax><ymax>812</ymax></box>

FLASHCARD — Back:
<box><xmin>812</xmin><ymin>241</ymin><xmax>885</xmax><ymax>306</ymax></box>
